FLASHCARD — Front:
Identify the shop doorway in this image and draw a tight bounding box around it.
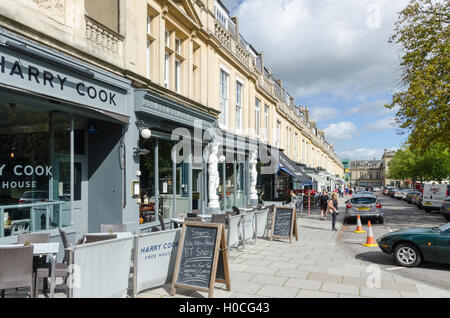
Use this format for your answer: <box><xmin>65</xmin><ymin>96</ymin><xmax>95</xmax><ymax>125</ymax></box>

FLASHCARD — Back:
<box><xmin>72</xmin><ymin>156</ymin><xmax>88</xmax><ymax>234</ymax></box>
<box><xmin>192</xmin><ymin>168</ymin><xmax>203</xmax><ymax>211</ymax></box>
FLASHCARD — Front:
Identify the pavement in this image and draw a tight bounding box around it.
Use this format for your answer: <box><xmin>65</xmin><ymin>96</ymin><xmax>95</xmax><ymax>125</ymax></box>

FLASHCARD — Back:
<box><xmin>136</xmin><ymin>197</ymin><xmax>450</xmax><ymax>298</ymax></box>
<box><xmin>5</xmin><ymin>196</ymin><xmax>450</xmax><ymax>298</ymax></box>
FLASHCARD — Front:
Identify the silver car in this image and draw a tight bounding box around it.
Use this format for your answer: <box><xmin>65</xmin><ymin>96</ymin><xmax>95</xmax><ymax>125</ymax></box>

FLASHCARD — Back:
<box><xmin>344</xmin><ymin>193</ymin><xmax>384</xmax><ymax>224</ymax></box>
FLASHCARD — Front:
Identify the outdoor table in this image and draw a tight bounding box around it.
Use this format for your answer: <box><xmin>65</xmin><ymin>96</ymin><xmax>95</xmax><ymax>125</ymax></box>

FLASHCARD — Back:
<box><xmin>84</xmin><ymin>232</ymin><xmax>132</xmax><ymax>241</ymax></box>
<box><xmin>197</xmin><ymin>214</ymin><xmax>212</xmax><ymax>222</ymax></box>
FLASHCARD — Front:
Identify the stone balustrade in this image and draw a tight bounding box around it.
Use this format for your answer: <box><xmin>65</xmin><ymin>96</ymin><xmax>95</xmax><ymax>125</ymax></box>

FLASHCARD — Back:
<box><xmin>85</xmin><ymin>15</ymin><xmax>123</xmax><ymax>56</ymax></box>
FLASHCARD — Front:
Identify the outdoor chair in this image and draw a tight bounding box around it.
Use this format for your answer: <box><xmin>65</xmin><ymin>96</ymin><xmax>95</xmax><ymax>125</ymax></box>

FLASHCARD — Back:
<box><xmin>33</xmin><ymin>229</ymin><xmax>73</xmax><ymax>297</ymax></box>
<box><xmin>211</xmin><ymin>213</ymin><xmax>227</xmax><ymax>229</ymax></box>
<box><xmin>17</xmin><ymin>233</ymin><xmax>50</xmax><ymax>270</ymax></box>
<box><xmin>232</xmin><ymin>206</ymin><xmax>241</xmax><ymax>215</ymax></box>
<box><xmin>0</xmin><ymin>245</ymin><xmax>34</xmax><ymax>298</ymax></box>
<box><xmin>264</xmin><ymin>205</ymin><xmax>276</xmax><ymax>238</ymax></box>
<box><xmin>17</xmin><ymin>233</ymin><xmax>50</xmax><ymax>244</ymax></box>
<box><xmin>99</xmin><ymin>224</ymin><xmax>126</xmax><ymax>233</ymax></box>
<box><xmin>10</xmin><ymin>219</ymin><xmax>31</xmax><ymax>235</ymax></box>
<box><xmin>85</xmin><ymin>234</ymin><xmax>117</xmax><ymax>244</ymax></box>
<box><xmin>187</xmin><ymin>213</ymin><xmax>198</xmax><ymax>218</ymax></box>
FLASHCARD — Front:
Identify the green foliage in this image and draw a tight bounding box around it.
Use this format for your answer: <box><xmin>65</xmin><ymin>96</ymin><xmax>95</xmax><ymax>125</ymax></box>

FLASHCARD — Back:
<box><xmin>387</xmin><ymin>143</ymin><xmax>450</xmax><ymax>181</ymax></box>
<box><xmin>386</xmin><ymin>0</ymin><xmax>450</xmax><ymax>154</ymax></box>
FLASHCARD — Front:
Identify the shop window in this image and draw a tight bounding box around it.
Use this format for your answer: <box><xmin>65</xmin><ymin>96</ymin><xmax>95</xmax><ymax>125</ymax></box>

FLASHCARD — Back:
<box><xmin>0</xmin><ymin>104</ymin><xmax>72</xmax><ymax>236</ymax></box>
<box><xmin>138</xmin><ymin>138</ymin><xmax>189</xmax><ymax>223</ymax></box>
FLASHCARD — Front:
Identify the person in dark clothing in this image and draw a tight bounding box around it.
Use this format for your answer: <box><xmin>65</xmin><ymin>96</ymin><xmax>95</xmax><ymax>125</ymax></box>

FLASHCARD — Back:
<box><xmin>328</xmin><ymin>192</ymin><xmax>339</xmax><ymax>231</ymax></box>
<box><xmin>319</xmin><ymin>190</ymin><xmax>329</xmax><ymax>220</ymax></box>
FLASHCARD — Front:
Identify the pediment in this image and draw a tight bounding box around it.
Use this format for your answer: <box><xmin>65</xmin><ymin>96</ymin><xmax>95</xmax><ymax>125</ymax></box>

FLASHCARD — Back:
<box><xmin>169</xmin><ymin>0</ymin><xmax>202</xmax><ymax>28</ymax></box>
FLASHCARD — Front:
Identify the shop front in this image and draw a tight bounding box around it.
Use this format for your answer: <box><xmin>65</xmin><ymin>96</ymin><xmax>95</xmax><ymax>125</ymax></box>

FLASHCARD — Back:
<box><xmin>132</xmin><ymin>90</ymin><xmax>217</xmax><ymax>232</ymax></box>
<box><xmin>258</xmin><ymin>144</ymin><xmax>312</xmax><ymax>202</ymax></box>
<box><xmin>0</xmin><ymin>29</ymin><xmax>132</xmax><ymax>247</ymax></box>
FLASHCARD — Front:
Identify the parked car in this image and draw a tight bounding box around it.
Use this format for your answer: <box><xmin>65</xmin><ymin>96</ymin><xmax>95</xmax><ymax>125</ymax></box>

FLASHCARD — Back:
<box><xmin>383</xmin><ymin>186</ymin><xmax>393</xmax><ymax>195</ymax></box>
<box><xmin>440</xmin><ymin>196</ymin><xmax>450</xmax><ymax>221</ymax></box>
<box><xmin>422</xmin><ymin>183</ymin><xmax>450</xmax><ymax>213</ymax></box>
<box><xmin>393</xmin><ymin>189</ymin><xmax>404</xmax><ymax>199</ymax></box>
<box><xmin>412</xmin><ymin>192</ymin><xmax>424</xmax><ymax>209</ymax></box>
<box><xmin>344</xmin><ymin>193</ymin><xmax>383</xmax><ymax>224</ymax></box>
<box><xmin>377</xmin><ymin>223</ymin><xmax>450</xmax><ymax>267</ymax></box>
<box><xmin>373</xmin><ymin>187</ymin><xmax>381</xmax><ymax>192</ymax></box>
<box><xmin>388</xmin><ymin>188</ymin><xmax>398</xmax><ymax>197</ymax></box>
<box><xmin>406</xmin><ymin>190</ymin><xmax>421</xmax><ymax>204</ymax></box>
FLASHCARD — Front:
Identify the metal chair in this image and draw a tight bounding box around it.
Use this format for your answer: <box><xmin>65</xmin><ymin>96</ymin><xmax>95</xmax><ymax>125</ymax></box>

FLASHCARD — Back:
<box><xmin>187</xmin><ymin>213</ymin><xmax>198</xmax><ymax>217</ymax></box>
<box><xmin>232</xmin><ymin>206</ymin><xmax>241</xmax><ymax>215</ymax></box>
<box><xmin>99</xmin><ymin>224</ymin><xmax>126</xmax><ymax>233</ymax></box>
<box><xmin>10</xmin><ymin>219</ymin><xmax>31</xmax><ymax>235</ymax></box>
<box><xmin>17</xmin><ymin>233</ymin><xmax>50</xmax><ymax>244</ymax></box>
<box><xmin>211</xmin><ymin>213</ymin><xmax>227</xmax><ymax>229</ymax></box>
<box><xmin>0</xmin><ymin>245</ymin><xmax>34</xmax><ymax>298</ymax></box>
<box><xmin>85</xmin><ymin>234</ymin><xmax>117</xmax><ymax>244</ymax></box>
<box><xmin>264</xmin><ymin>204</ymin><xmax>276</xmax><ymax>238</ymax></box>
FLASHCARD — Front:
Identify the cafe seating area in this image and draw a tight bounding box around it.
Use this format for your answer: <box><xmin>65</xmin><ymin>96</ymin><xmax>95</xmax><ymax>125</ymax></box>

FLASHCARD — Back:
<box><xmin>0</xmin><ymin>204</ymin><xmax>277</xmax><ymax>298</ymax></box>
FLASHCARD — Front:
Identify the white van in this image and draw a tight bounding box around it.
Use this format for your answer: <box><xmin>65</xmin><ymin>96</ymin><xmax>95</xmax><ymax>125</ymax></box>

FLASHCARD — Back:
<box><xmin>422</xmin><ymin>183</ymin><xmax>450</xmax><ymax>213</ymax></box>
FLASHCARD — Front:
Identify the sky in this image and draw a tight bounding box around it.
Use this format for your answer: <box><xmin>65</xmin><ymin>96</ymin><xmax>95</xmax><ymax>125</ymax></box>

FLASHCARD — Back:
<box><xmin>221</xmin><ymin>0</ymin><xmax>411</xmax><ymax>160</ymax></box>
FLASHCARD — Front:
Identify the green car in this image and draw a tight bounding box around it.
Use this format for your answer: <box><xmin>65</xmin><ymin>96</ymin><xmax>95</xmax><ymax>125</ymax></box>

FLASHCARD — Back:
<box><xmin>377</xmin><ymin>223</ymin><xmax>450</xmax><ymax>267</ymax></box>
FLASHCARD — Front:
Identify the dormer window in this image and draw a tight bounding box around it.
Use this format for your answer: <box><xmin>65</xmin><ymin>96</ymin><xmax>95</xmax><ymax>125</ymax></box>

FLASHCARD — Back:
<box><xmin>215</xmin><ymin>2</ymin><xmax>228</xmax><ymax>28</ymax></box>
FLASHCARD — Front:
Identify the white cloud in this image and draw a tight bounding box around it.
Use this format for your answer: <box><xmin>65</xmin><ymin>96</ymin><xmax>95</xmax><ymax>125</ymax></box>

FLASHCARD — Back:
<box><xmin>364</xmin><ymin>117</ymin><xmax>396</xmax><ymax>131</ymax></box>
<box><xmin>233</xmin><ymin>0</ymin><xmax>409</xmax><ymax>99</ymax></box>
<box><xmin>324</xmin><ymin>121</ymin><xmax>357</xmax><ymax>142</ymax></box>
<box><xmin>345</xmin><ymin>99</ymin><xmax>394</xmax><ymax>115</ymax></box>
<box><xmin>338</xmin><ymin>146</ymin><xmax>399</xmax><ymax>160</ymax></box>
<box><xmin>338</xmin><ymin>148</ymin><xmax>385</xmax><ymax>160</ymax></box>
<box><xmin>310</xmin><ymin>106</ymin><xmax>339</xmax><ymax>122</ymax></box>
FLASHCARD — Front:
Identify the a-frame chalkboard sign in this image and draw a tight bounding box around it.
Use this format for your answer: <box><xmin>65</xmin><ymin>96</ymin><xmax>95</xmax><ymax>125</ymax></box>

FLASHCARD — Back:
<box><xmin>170</xmin><ymin>221</ymin><xmax>231</xmax><ymax>298</ymax></box>
<box><xmin>270</xmin><ymin>206</ymin><xmax>298</xmax><ymax>243</ymax></box>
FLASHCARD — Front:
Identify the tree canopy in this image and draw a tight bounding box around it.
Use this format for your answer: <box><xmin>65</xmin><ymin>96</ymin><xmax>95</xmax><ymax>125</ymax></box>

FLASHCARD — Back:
<box><xmin>387</xmin><ymin>143</ymin><xmax>450</xmax><ymax>182</ymax></box>
<box><xmin>386</xmin><ymin>0</ymin><xmax>450</xmax><ymax>154</ymax></box>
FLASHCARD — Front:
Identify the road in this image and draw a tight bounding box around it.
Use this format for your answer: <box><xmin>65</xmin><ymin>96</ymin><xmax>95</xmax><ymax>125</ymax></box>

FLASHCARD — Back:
<box><xmin>336</xmin><ymin>191</ymin><xmax>450</xmax><ymax>292</ymax></box>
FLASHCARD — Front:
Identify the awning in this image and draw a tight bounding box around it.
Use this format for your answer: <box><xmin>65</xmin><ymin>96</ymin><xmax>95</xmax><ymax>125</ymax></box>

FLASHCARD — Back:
<box><xmin>278</xmin><ymin>150</ymin><xmax>312</xmax><ymax>182</ymax></box>
<box><xmin>258</xmin><ymin>143</ymin><xmax>312</xmax><ymax>182</ymax></box>
<box><xmin>307</xmin><ymin>173</ymin><xmax>330</xmax><ymax>187</ymax></box>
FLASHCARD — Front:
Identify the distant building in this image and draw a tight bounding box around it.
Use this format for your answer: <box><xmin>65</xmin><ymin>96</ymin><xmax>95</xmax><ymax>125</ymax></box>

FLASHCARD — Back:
<box><xmin>382</xmin><ymin>149</ymin><xmax>403</xmax><ymax>188</ymax></box>
<box><xmin>348</xmin><ymin>160</ymin><xmax>384</xmax><ymax>188</ymax></box>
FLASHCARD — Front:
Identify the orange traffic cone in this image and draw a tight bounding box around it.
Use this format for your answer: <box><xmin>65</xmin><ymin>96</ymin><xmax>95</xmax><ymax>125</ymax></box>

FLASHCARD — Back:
<box><xmin>354</xmin><ymin>215</ymin><xmax>366</xmax><ymax>233</ymax></box>
<box><xmin>362</xmin><ymin>220</ymin><xmax>378</xmax><ymax>247</ymax></box>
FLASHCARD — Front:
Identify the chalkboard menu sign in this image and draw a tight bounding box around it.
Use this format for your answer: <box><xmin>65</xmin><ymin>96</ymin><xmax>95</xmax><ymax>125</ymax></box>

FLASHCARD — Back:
<box><xmin>170</xmin><ymin>221</ymin><xmax>231</xmax><ymax>298</ymax></box>
<box><xmin>271</xmin><ymin>207</ymin><xmax>298</xmax><ymax>243</ymax></box>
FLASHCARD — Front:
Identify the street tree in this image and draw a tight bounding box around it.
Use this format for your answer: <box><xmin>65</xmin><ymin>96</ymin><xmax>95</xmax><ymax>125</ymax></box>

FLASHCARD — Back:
<box><xmin>387</xmin><ymin>143</ymin><xmax>450</xmax><ymax>184</ymax></box>
<box><xmin>386</xmin><ymin>0</ymin><xmax>450</xmax><ymax>154</ymax></box>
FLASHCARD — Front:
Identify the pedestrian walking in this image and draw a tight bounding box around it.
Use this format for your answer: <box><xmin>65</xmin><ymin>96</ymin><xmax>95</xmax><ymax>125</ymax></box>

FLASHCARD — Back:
<box><xmin>328</xmin><ymin>192</ymin><xmax>339</xmax><ymax>231</ymax></box>
<box><xmin>319</xmin><ymin>189</ymin><xmax>329</xmax><ymax>220</ymax></box>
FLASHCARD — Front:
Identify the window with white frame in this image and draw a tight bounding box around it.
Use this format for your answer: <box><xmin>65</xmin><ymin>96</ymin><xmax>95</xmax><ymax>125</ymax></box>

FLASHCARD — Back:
<box><xmin>302</xmin><ymin>139</ymin><xmax>306</xmax><ymax>163</ymax></box>
<box><xmin>220</xmin><ymin>69</ymin><xmax>229</xmax><ymax>128</ymax></box>
<box><xmin>255</xmin><ymin>98</ymin><xmax>260</xmax><ymax>137</ymax></box>
<box><xmin>276</xmin><ymin>121</ymin><xmax>281</xmax><ymax>147</ymax></box>
<box><xmin>236</xmin><ymin>81</ymin><xmax>243</xmax><ymax>132</ymax></box>
<box><xmin>175</xmin><ymin>38</ymin><xmax>181</xmax><ymax>54</ymax></box>
<box><xmin>146</xmin><ymin>39</ymin><xmax>151</xmax><ymax>78</ymax></box>
<box><xmin>147</xmin><ymin>16</ymin><xmax>151</xmax><ymax>34</ymax></box>
<box><xmin>165</xmin><ymin>29</ymin><xmax>170</xmax><ymax>47</ymax></box>
<box><xmin>294</xmin><ymin>132</ymin><xmax>298</xmax><ymax>160</ymax></box>
<box><xmin>263</xmin><ymin>104</ymin><xmax>269</xmax><ymax>140</ymax></box>
<box><xmin>214</xmin><ymin>2</ymin><xmax>228</xmax><ymax>28</ymax></box>
<box><xmin>164</xmin><ymin>53</ymin><xmax>170</xmax><ymax>88</ymax></box>
<box><xmin>175</xmin><ymin>59</ymin><xmax>181</xmax><ymax>93</ymax></box>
